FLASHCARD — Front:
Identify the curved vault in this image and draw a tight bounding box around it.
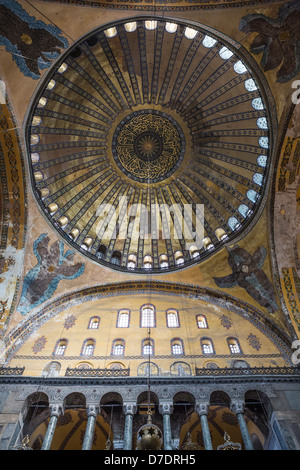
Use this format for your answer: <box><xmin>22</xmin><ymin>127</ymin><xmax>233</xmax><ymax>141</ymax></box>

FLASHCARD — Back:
<box><xmin>25</xmin><ymin>17</ymin><xmax>275</xmax><ymax>274</ymax></box>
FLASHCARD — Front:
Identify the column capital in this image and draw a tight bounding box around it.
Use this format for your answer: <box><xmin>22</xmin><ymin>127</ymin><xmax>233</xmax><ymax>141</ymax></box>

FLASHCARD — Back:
<box><xmin>195</xmin><ymin>401</ymin><xmax>210</xmax><ymax>416</ymax></box>
<box><xmin>123</xmin><ymin>402</ymin><xmax>137</xmax><ymax>416</ymax></box>
<box><xmin>230</xmin><ymin>400</ymin><xmax>245</xmax><ymax>415</ymax></box>
<box><xmin>49</xmin><ymin>403</ymin><xmax>63</xmax><ymax>417</ymax></box>
<box><xmin>86</xmin><ymin>404</ymin><xmax>99</xmax><ymax>418</ymax></box>
<box><xmin>159</xmin><ymin>401</ymin><xmax>173</xmax><ymax>416</ymax></box>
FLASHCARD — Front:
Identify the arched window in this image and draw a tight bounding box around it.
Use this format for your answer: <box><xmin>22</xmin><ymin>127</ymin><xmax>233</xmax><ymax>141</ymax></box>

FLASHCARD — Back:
<box><xmin>117</xmin><ymin>309</ymin><xmax>130</xmax><ymax>328</ymax></box>
<box><xmin>171</xmin><ymin>338</ymin><xmax>184</xmax><ymax>355</ymax></box>
<box><xmin>55</xmin><ymin>339</ymin><xmax>68</xmax><ymax>356</ymax></box>
<box><xmin>227</xmin><ymin>337</ymin><xmax>242</xmax><ymax>354</ymax></box>
<box><xmin>112</xmin><ymin>339</ymin><xmax>125</xmax><ymax>356</ymax></box>
<box><xmin>142</xmin><ymin>338</ymin><xmax>154</xmax><ymax>356</ymax></box>
<box><xmin>196</xmin><ymin>315</ymin><xmax>208</xmax><ymax>329</ymax></box>
<box><xmin>201</xmin><ymin>338</ymin><xmax>214</xmax><ymax>354</ymax></box>
<box><xmin>140</xmin><ymin>304</ymin><xmax>156</xmax><ymax>328</ymax></box>
<box><xmin>166</xmin><ymin>309</ymin><xmax>179</xmax><ymax>328</ymax></box>
<box><xmin>82</xmin><ymin>339</ymin><xmax>95</xmax><ymax>356</ymax></box>
<box><xmin>88</xmin><ymin>316</ymin><xmax>100</xmax><ymax>329</ymax></box>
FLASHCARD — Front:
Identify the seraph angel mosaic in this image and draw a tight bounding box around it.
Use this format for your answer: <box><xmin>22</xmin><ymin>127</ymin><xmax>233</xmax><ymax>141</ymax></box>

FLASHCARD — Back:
<box><xmin>18</xmin><ymin>233</ymin><xmax>85</xmax><ymax>315</ymax></box>
<box><xmin>239</xmin><ymin>0</ymin><xmax>300</xmax><ymax>83</ymax></box>
<box><xmin>0</xmin><ymin>0</ymin><xmax>68</xmax><ymax>79</ymax></box>
<box><xmin>213</xmin><ymin>245</ymin><xmax>278</xmax><ymax>313</ymax></box>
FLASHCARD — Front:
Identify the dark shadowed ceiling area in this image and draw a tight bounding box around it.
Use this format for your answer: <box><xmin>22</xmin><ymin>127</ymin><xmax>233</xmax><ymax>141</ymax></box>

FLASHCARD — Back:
<box><xmin>25</xmin><ymin>17</ymin><xmax>274</xmax><ymax>273</ymax></box>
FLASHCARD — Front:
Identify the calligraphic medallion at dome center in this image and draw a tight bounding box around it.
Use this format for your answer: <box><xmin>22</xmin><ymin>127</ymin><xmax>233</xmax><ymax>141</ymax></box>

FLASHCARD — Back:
<box><xmin>112</xmin><ymin>110</ymin><xmax>185</xmax><ymax>183</ymax></box>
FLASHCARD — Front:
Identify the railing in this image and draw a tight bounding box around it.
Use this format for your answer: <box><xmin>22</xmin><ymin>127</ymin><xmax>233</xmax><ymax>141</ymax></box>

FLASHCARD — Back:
<box><xmin>195</xmin><ymin>366</ymin><xmax>300</xmax><ymax>376</ymax></box>
<box><xmin>0</xmin><ymin>366</ymin><xmax>25</xmax><ymax>376</ymax></box>
<box><xmin>65</xmin><ymin>367</ymin><xmax>130</xmax><ymax>377</ymax></box>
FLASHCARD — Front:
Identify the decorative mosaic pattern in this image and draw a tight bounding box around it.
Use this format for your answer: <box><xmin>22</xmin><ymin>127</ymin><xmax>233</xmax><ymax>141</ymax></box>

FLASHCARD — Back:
<box><xmin>220</xmin><ymin>315</ymin><xmax>232</xmax><ymax>329</ymax></box>
<box><xmin>32</xmin><ymin>335</ymin><xmax>47</xmax><ymax>354</ymax></box>
<box><xmin>64</xmin><ymin>315</ymin><xmax>76</xmax><ymax>330</ymax></box>
<box><xmin>247</xmin><ymin>333</ymin><xmax>262</xmax><ymax>351</ymax></box>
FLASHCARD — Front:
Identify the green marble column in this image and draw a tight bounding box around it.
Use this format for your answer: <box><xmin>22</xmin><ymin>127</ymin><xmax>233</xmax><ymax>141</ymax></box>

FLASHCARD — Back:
<box><xmin>196</xmin><ymin>402</ymin><xmax>213</xmax><ymax>450</ymax></box>
<box><xmin>159</xmin><ymin>402</ymin><xmax>173</xmax><ymax>450</ymax></box>
<box><xmin>123</xmin><ymin>403</ymin><xmax>137</xmax><ymax>450</ymax></box>
<box><xmin>231</xmin><ymin>401</ymin><xmax>253</xmax><ymax>450</ymax></box>
<box><xmin>82</xmin><ymin>405</ymin><xmax>99</xmax><ymax>450</ymax></box>
<box><xmin>41</xmin><ymin>404</ymin><xmax>62</xmax><ymax>450</ymax></box>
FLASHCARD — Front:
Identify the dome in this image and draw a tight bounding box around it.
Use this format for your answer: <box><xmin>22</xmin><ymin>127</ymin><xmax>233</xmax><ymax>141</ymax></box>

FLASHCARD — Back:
<box><xmin>25</xmin><ymin>17</ymin><xmax>273</xmax><ymax>273</ymax></box>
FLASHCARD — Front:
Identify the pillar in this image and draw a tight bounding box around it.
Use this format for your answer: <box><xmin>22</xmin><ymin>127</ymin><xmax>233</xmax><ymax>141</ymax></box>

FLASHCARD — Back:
<box><xmin>196</xmin><ymin>402</ymin><xmax>213</xmax><ymax>450</ymax></box>
<box><xmin>41</xmin><ymin>404</ymin><xmax>62</xmax><ymax>450</ymax></box>
<box><xmin>231</xmin><ymin>400</ymin><xmax>253</xmax><ymax>450</ymax></box>
<box><xmin>82</xmin><ymin>405</ymin><xmax>99</xmax><ymax>450</ymax></box>
<box><xmin>123</xmin><ymin>403</ymin><xmax>136</xmax><ymax>450</ymax></box>
<box><xmin>159</xmin><ymin>402</ymin><xmax>173</xmax><ymax>450</ymax></box>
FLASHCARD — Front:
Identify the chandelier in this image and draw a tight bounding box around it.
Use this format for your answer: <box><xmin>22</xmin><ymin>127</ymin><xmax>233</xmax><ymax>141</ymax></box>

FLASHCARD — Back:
<box><xmin>217</xmin><ymin>431</ymin><xmax>241</xmax><ymax>450</ymax></box>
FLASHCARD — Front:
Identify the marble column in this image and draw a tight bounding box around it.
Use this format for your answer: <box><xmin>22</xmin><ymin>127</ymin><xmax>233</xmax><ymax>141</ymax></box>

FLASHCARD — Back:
<box><xmin>82</xmin><ymin>405</ymin><xmax>99</xmax><ymax>450</ymax></box>
<box><xmin>123</xmin><ymin>403</ymin><xmax>137</xmax><ymax>450</ymax></box>
<box><xmin>41</xmin><ymin>404</ymin><xmax>62</xmax><ymax>450</ymax></box>
<box><xmin>159</xmin><ymin>402</ymin><xmax>173</xmax><ymax>450</ymax></box>
<box><xmin>231</xmin><ymin>400</ymin><xmax>253</xmax><ymax>450</ymax></box>
<box><xmin>196</xmin><ymin>402</ymin><xmax>213</xmax><ymax>450</ymax></box>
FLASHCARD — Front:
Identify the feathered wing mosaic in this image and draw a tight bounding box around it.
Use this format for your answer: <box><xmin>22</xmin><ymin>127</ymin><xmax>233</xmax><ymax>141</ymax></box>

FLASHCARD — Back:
<box><xmin>0</xmin><ymin>0</ymin><xmax>68</xmax><ymax>79</ymax></box>
<box><xmin>18</xmin><ymin>234</ymin><xmax>85</xmax><ymax>315</ymax></box>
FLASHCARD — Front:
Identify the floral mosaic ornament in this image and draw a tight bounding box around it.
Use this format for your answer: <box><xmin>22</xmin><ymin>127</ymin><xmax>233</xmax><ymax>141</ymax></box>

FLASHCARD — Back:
<box><xmin>247</xmin><ymin>333</ymin><xmax>262</xmax><ymax>351</ymax></box>
<box><xmin>32</xmin><ymin>335</ymin><xmax>47</xmax><ymax>354</ymax></box>
<box><xmin>64</xmin><ymin>314</ymin><xmax>76</xmax><ymax>330</ymax></box>
<box><xmin>239</xmin><ymin>0</ymin><xmax>300</xmax><ymax>83</ymax></box>
<box><xmin>18</xmin><ymin>233</ymin><xmax>85</xmax><ymax>315</ymax></box>
<box><xmin>0</xmin><ymin>0</ymin><xmax>68</xmax><ymax>79</ymax></box>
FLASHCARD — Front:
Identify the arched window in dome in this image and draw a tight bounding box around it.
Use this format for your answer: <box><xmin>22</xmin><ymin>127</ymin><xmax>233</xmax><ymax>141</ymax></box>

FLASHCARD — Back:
<box><xmin>111</xmin><ymin>250</ymin><xmax>121</xmax><ymax>266</ymax></box>
<box><xmin>184</xmin><ymin>27</ymin><xmax>198</xmax><ymax>39</ymax></box>
<box><xmin>257</xmin><ymin>117</ymin><xmax>268</xmax><ymax>130</ymax></box>
<box><xmin>112</xmin><ymin>339</ymin><xmax>125</xmax><ymax>356</ymax></box>
<box><xmin>88</xmin><ymin>316</ymin><xmax>100</xmax><ymax>329</ymax></box>
<box><xmin>96</xmin><ymin>244</ymin><xmax>107</xmax><ymax>260</ymax></box>
<box><xmin>166</xmin><ymin>309</ymin><xmax>179</xmax><ymax>328</ymax></box>
<box><xmin>140</xmin><ymin>304</ymin><xmax>156</xmax><ymax>328</ymax></box>
<box><xmin>238</xmin><ymin>204</ymin><xmax>250</xmax><ymax>218</ymax></box>
<box><xmin>124</xmin><ymin>21</ymin><xmax>137</xmax><ymax>32</ymax></box>
<box><xmin>202</xmin><ymin>35</ymin><xmax>217</xmax><ymax>48</ymax></box>
<box><xmin>171</xmin><ymin>338</ymin><xmax>184</xmax><ymax>355</ymax></box>
<box><xmin>142</xmin><ymin>338</ymin><xmax>154</xmax><ymax>356</ymax></box>
<box><xmin>159</xmin><ymin>254</ymin><xmax>169</xmax><ymax>269</ymax></box>
<box><xmin>227</xmin><ymin>337</ymin><xmax>242</xmax><ymax>354</ymax></box>
<box><xmin>244</xmin><ymin>78</ymin><xmax>258</xmax><ymax>91</ymax></box>
<box><xmin>252</xmin><ymin>97</ymin><xmax>264</xmax><ymax>110</ymax></box>
<box><xmin>127</xmin><ymin>253</ymin><xmax>137</xmax><ymax>269</ymax></box>
<box><xmin>104</xmin><ymin>27</ymin><xmax>117</xmax><ymax>38</ymax></box>
<box><xmin>165</xmin><ymin>22</ymin><xmax>178</xmax><ymax>33</ymax></box>
<box><xmin>54</xmin><ymin>339</ymin><xmax>68</xmax><ymax>356</ymax></box>
<box><xmin>201</xmin><ymin>337</ymin><xmax>215</xmax><ymax>355</ymax></box>
<box><xmin>247</xmin><ymin>189</ymin><xmax>259</xmax><ymax>203</ymax></box>
<box><xmin>228</xmin><ymin>217</ymin><xmax>241</xmax><ymax>231</ymax></box>
<box><xmin>189</xmin><ymin>245</ymin><xmax>200</xmax><ymax>258</ymax></box>
<box><xmin>82</xmin><ymin>339</ymin><xmax>95</xmax><ymax>356</ymax></box>
<box><xmin>196</xmin><ymin>314</ymin><xmax>208</xmax><ymax>329</ymax></box>
<box><xmin>259</xmin><ymin>136</ymin><xmax>269</xmax><ymax>149</ymax></box>
<box><xmin>253</xmin><ymin>172</ymin><xmax>263</xmax><ymax>186</ymax></box>
<box><xmin>174</xmin><ymin>250</ymin><xmax>184</xmax><ymax>265</ymax></box>
<box><xmin>143</xmin><ymin>255</ymin><xmax>153</xmax><ymax>269</ymax></box>
<box><xmin>117</xmin><ymin>309</ymin><xmax>130</xmax><ymax>328</ymax></box>
<box><xmin>145</xmin><ymin>20</ymin><xmax>157</xmax><ymax>30</ymax></box>
<box><xmin>219</xmin><ymin>46</ymin><xmax>233</xmax><ymax>60</ymax></box>
<box><xmin>234</xmin><ymin>60</ymin><xmax>247</xmax><ymax>74</ymax></box>
<box><xmin>257</xmin><ymin>155</ymin><xmax>267</xmax><ymax>167</ymax></box>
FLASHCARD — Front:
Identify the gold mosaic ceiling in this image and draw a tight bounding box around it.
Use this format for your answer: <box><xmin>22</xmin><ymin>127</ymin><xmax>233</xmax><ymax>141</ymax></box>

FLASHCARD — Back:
<box><xmin>25</xmin><ymin>17</ymin><xmax>274</xmax><ymax>273</ymax></box>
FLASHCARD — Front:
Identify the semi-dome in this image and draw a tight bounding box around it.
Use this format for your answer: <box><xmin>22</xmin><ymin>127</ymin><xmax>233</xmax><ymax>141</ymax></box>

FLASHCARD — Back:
<box><xmin>25</xmin><ymin>16</ymin><xmax>274</xmax><ymax>273</ymax></box>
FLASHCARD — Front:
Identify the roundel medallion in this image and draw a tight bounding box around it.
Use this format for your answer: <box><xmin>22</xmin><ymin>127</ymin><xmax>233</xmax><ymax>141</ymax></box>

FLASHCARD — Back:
<box><xmin>112</xmin><ymin>110</ymin><xmax>185</xmax><ymax>183</ymax></box>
